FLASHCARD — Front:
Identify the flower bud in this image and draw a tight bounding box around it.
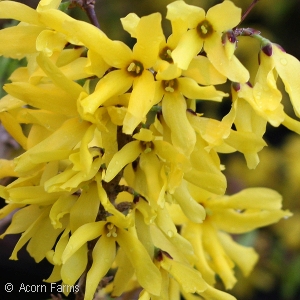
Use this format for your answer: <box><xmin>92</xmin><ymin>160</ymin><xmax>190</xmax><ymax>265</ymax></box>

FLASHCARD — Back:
<box><xmin>222</xmin><ymin>30</ymin><xmax>237</xmax><ymax>60</ymax></box>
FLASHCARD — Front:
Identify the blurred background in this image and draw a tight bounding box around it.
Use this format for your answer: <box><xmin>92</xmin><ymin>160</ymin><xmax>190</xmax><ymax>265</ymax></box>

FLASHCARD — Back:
<box><xmin>1</xmin><ymin>0</ymin><xmax>300</xmax><ymax>299</ymax></box>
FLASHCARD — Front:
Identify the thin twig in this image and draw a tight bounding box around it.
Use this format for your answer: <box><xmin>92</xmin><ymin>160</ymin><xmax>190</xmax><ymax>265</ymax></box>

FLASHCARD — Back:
<box><xmin>236</xmin><ymin>0</ymin><xmax>260</xmax><ymax>27</ymax></box>
<box><xmin>70</xmin><ymin>0</ymin><xmax>100</xmax><ymax>28</ymax></box>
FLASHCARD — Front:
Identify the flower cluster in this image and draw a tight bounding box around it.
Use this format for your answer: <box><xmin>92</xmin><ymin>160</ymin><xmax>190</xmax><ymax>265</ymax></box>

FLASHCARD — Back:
<box><xmin>0</xmin><ymin>0</ymin><xmax>299</xmax><ymax>299</ymax></box>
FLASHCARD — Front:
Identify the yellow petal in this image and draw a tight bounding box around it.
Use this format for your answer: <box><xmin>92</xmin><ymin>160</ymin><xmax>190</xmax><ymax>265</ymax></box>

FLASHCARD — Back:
<box><xmin>52</xmin><ymin>228</ymin><xmax>70</xmax><ymax>265</ymax></box>
<box><xmin>9</xmin><ymin>207</ymin><xmax>50</xmax><ymax>260</ymax></box>
<box><xmin>8</xmin><ymin>185</ymin><xmax>59</xmax><ymax>205</ymax></box>
<box><xmin>0</xmin><ymin>111</ymin><xmax>27</xmax><ymax>149</ymax></box>
<box><xmin>178</xmin><ymin>77</ymin><xmax>227</xmax><ymax>101</ymax></box>
<box><xmin>218</xmin><ymin>231</ymin><xmax>258</xmax><ymax>277</ymax></box>
<box><xmin>133</xmin><ymin>128</ymin><xmax>154</xmax><ymax>142</ymax></box>
<box><xmin>197</xmin><ymin>284</ymin><xmax>237</xmax><ymax>300</ymax></box>
<box><xmin>37</xmin><ymin>0</ymin><xmax>62</xmax><ymax>11</ymax></box>
<box><xmin>273</xmin><ymin>45</ymin><xmax>300</xmax><ymax>117</ymax></box>
<box><xmin>160</xmin><ymin>255</ymin><xmax>207</xmax><ymax>294</ymax></box>
<box><xmin>150</xmin><ymin>225</ymin><xmax>192</xmax><ymax>264</ymax></box>
<box><xmin>0</xmin><ymin>25</ymin><xmax>43</xmax><ymax>58</ymax></box>
<box><xmin>86</xmin><ymin>50</ymin><xmax>109</xmax><ymax>78</ymax></box>
<box><xmin>282</xmin><ymin>112</ymin><xmax>300</xmax><ymax>135</ymax></box>
<box><xmin>153</xmin><ymin>140</ymin><xmax>190</xmax><ymax>172</ymax></box>
<box><xmin>44</xmin><ymin>265</ymin><xmax>62</xmax><ymax>283</ymax></box>
<box><xmin>107</xmin><ymin>106</ymin><xmax>127</xmax><ymax>126</ymax></box>
<box><xmin>139</xmin><ymin>152</ymin><xmax>166</xmax><ymax>208</ymax></box>
<box><xmin>79</xmin><ymin>124</ymin><xmax>97</xmax><ymax>173</ymax></box>
<box><xmin>80</xmin><ymin>70</ymin><xmax>132</xmax><ymax>115</ymax></box>
<box><xmin>15</xmin><ymin>118</ymin><xmax>90</xmax><ymax>174</ymax></box>
<box><xmin>184</xmin><ymin>168</ymin><xmax>227</xmax><ymax>195</ymax></box>
<box><xmin>155</xmin><ymin>60</ymin><xmax>182</xmax><ymax>81</ymax></box>
<box><xmin>166</xmin><ymin>1</ymin><xmax>205</xmax><ymax>28</ymax></box>
<box><xmin>135</xmin><ymin>210</ymin><xmax>155</xmax><ymax>257</ymax></box>
<box><xmin>162</xmin><ymin>93</ymin><xmax>196</xmax><ymax>156</ymax></box>
<box><xmin>105</xmin><ymin>141</ymin><xmax>141</xmax><ymax>182</ymax></box>
<box><xmin>61</xmin><ymin>243</ymin><xmax>88</xmax><ymax>286</ymax></box>
<box><xmin>133</xmin><ymin>13</ymin><xmax>164</xmax><ymax>68</ymax></box>
<box><xmin>1</xmin><ymin>205</ymin><xmax>42</xmax><ymax>237</ymax></box>
<box><xmin>0</xmin><ymin>159</ymin><xmax>17</xmax><ymax>179</ymax></box>
<box><xmin>36</xmin><ymin>29</ymin><xmax>67</xmax><ymax>57</ymax></box>
<box><xmin>171</xmin><ymin>29</ymin><xmax>203</xmax><ymax>70</ymax></box>
<box><xmin>49</xmin><ymin>195</ymin><xmax>77</xmax><ymax>228</ymax></box>
<box><xmin>4</xmin><ymin>82</ymin><xmax>78</xmax><ymax>116</ymax></box>
<box><xmin>121</xmin><ymin>13</ymin><xmax>140</xmax><ymax>38</ymax></box>
<box><xmin>62</xmin><ymin>221</ymin><xmax>105</xmax><ymax>263</ymax></box>
<box><xmin>156</xmin><ymin>206</ymin><xmax>178</xmax><ymax>238</ymax></box>
<box><xmin>26</xmin><ymin>215</ymin><xmax>64</xmax><ymax>262</ymax></box>
<box><xmin>0</xmin><ymin>203</ymin><xmax>24</xmax><ymax>220</ymax></box>
<box><xmin>206</xmin><ymin>1</ymin><xmax>241</xmax><ymax>32</ymax></box>
<box><xmin>111</xmin><ymin>248</ymin><xmax>135</xmax><ymax>297</ymax></box>
<box><xmin>211</xmin><ymin>208</ymin><xmax>292</xmax><ymax>234</ymax></box>
<box><xmin>208</xmin><ymin>188</ymin><xmax>283</xmax><ymax>210</ymax></box>
<box><xmin>0</xmin><ymin>94</ymin><xmax>25</xmax><ymax>112</ymax></box>
<box><xmin>117</xmin><ymin>228</ymin><xmax>162</xmax><ymax>295</ymax></box>
<box><xmin>85</xmin><ymin>236</ymin><xmax>116</xmax><ymax>300</ymax></box>
<box><xmin>225</xmin><ymin>130</ymin><xmax>266</xmax><ymax>169</ymax></box>
<box><xmin>123</xmin><ymin>71</ymin><xmax>156</xmax><ymax>134</ymax></box>
<box><xmin>0</xmin><ymin>1</ymin><xmax>41</xmax><ymax>24</ymax></box>
<box><xmin>182</xmin><ymin>222</ymin><xmax>215</xmax><ymax>285</ymax></box>
<box><xmin>202</xmin><ymin>222</ymin><xmax>237</xmax><ymax>289</ymax></box>
<box><xmin>70</xmin><ymin>182</ymin><xmax>101</xmax><ymax>233</ymax></box>
<box><xmin>39</xmin><ymin>9</ymin><xmax>105</xmax><ymax>48</ymax></box>
<box><xmin>182</xmin><ymin>56</ymin><xmax>227</xmax><ymax>85</ymax></box>
<box><xmin>205</xmin><ymin>34</ymin><xmax>249</xmax><ymax>83</ymax></box>
<box><xmin>36</xmin><ymin>52</ymin><xmax>84</xmax><ymax>99</ymax></box>
<box><xmin>173</xmin><ymin>181</ymin><xmax>206</xmax><ymax>223</ymax></box>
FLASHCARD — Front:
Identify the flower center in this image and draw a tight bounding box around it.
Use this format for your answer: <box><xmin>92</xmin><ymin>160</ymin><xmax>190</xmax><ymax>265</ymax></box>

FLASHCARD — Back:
<box><xmin>106</xmin><ymin>223</ymin><xmax>118</xmax><ymax>238</ymax></box>
<box><xmin>162</xmin><ymin>79</ymin><xmax>178</xmax><ymax>93</ymax></box>
<box><xmin>141</xmin><ymin>141</ymin><xmax>153</xmax><ymax>153</ymax></box>
<box><xmin>196</xmin><ymin>20</ymin><xmax>213</xmax><ymax>39</ymax></box>
<box><xmin>159</xmin><ymin>47</ymin><xmax>173</xmax><ymax>63</ymax></box>
<box><xmin>127</xmin><ymin>60</ymin><xmax>144</xmax><ymax>77</ymax></box>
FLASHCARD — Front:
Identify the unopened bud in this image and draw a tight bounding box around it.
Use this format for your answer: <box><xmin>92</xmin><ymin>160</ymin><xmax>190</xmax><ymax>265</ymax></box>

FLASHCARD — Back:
<box><xmin>261</xmin><ymin>43</ymin><xmax>273</xmax><ymax>57</ymax></box>
<box><xmin>222</xmin><ymin>30</ymin><xmax>237</xmax><ymax>60</ymax></box>
<box><xmin>232</xmin><ymin>82</ymin><xmax>241</xmax><ymax>92</ymax></box>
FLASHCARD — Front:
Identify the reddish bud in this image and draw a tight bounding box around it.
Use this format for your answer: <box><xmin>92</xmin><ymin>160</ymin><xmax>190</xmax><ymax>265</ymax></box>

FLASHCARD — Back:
<box><xmin>222</xmin><ymin>30</ymin><xmax>237</xmax><ymax>45</ymax></box>
<box><xmin>232</xmin><ymin>82</ymin><xmax>241</xmax><ymax>92</ymax></box>
<box><xmin>262</xmin><ymin>43</ymin><xmax>273</xmax><ymax>56</ymax></box>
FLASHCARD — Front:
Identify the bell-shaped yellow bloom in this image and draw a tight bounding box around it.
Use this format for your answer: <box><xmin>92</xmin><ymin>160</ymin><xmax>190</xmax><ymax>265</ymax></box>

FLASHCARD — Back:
<box><xmin>166</xmin><ymin>0</ymin><xmax>249</xmax><ymax>82</ymax></box>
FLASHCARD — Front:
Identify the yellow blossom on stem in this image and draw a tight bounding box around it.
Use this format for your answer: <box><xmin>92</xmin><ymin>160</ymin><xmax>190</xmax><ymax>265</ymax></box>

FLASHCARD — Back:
<box><xmin>166</xmin><ymin>0</ymin><xmax>249</xmax><ymax>82</ymax></box>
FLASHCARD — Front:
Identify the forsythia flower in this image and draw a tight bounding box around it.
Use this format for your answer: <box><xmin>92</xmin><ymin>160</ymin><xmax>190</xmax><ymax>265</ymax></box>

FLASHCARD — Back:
<box><xmin>0</xmin><ymin>1</ymin><xmax>299</xmax><ymax>300</ymax></box>
<box><xmin>166</xmin><ymin>0</ymin><xmax>249</xmax><ymax>82</ymax></box>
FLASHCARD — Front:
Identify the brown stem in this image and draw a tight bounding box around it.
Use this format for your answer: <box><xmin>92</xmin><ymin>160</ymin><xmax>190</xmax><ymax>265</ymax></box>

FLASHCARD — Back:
<box><xmin>236</xmin><ymin>0</ymin><xmax>260</xmax><ymax>27</ymax></box>
<box><xmin>70</xmin><ymin>0</ymin><xmax>100</xmax><ymax>28</ymax></box>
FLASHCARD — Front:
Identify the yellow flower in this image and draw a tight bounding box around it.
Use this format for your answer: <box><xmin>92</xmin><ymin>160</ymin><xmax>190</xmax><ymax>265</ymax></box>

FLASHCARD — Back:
<box><xmin>267</xmin><ymin>44</ymin><xmax>300</xmax><ymax>117</ymax></box>
<box><xmin>154</xmin><ymin>75</ymin><xmax>228</xmax><ymax>157</ymax></box>
<box><xmin>175</xmin><ymin>184</ymin><xmax>292</xmax><ymax>290</ymax></box>
<box><xmin>105</xmin><ymin>128</ymin><xmax>190</xmax><ymax>208</ymax></box>
<box><xmin>60</xmin><ymin>220</ymin><xmax>161</xmax><ymax>298</ymax></box>
<box><xmin>187</xmin><ymin>97</ymin><xmax>267</xmax><ymax>169</ymax></box>
<box><xmin>77</xmin><ymin>13</ymin><xmax>164</xmax><ymax>134</ymax></box>
<box><xmin>166</xmin><ymin>0</ymin><xmax>249</xmax><ymax>82</ymax></box>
